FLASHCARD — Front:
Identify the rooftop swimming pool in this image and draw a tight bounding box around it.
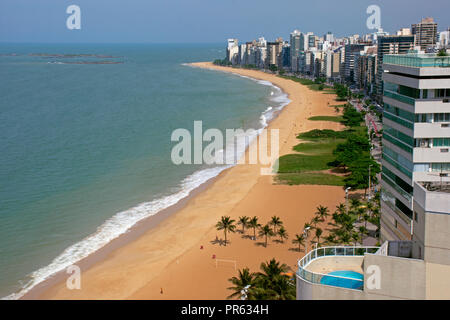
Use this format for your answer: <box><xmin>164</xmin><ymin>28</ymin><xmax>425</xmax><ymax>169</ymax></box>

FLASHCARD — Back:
<box><xmin>319</xmin><ymin>270</ymin><xmax>364</xmax><ymax>290</ymax></box>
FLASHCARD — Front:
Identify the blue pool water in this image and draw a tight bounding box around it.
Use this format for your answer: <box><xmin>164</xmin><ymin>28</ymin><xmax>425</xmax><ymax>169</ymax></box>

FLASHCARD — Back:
<box><xmin>320</xmin><ymin>270</ymin><xmax>364</xmax><ymax>290</ymax></box>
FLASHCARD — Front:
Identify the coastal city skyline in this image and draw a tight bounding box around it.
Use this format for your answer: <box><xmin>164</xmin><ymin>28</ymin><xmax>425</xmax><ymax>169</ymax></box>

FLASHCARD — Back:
<box><xmin>1</xmin><ymin>0</ymin><xmax>450</xmax><ymax>43</ymax></box>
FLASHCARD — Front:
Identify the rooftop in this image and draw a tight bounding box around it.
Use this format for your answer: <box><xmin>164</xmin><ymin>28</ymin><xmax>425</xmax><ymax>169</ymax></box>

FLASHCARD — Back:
<box><xmin>297</xmin><ymin>246</ymin><xmax>379</xmax><ymax>291</ymax></box>
<box><xmin>384</xmin><ymin>53</ymin><xmax>450</xmax><ymax>68</ymax></box>
<box><xmin>420</xmin><ymin>181</ymin><xmax>450</xmax><ymax>194</ymax></box>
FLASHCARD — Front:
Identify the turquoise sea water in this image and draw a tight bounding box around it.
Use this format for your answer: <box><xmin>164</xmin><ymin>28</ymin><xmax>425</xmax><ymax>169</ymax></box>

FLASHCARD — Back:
<box><xmin>0</xmin><ymin>43</ymin><xmax>289</xmax><ymax>298</ymax></box>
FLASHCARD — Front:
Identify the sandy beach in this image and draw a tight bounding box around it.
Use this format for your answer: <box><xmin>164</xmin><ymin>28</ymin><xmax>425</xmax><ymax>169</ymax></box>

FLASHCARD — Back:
<box><xmin>28</xmin><ymin>62</ymin><xmax>348</xmax><ymax>300</ymax></box>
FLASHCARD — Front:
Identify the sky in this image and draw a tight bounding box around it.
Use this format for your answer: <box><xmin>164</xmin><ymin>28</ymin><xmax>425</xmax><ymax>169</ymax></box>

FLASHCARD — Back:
<box><xmin>0</xmin><ymin>0</ymin><xmax>449</xmax><ymax>43</ymax></box>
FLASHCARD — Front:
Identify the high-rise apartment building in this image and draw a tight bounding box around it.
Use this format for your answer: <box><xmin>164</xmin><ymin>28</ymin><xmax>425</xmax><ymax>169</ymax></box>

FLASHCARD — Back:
<box><xmin>266</xmin><ymin>38</ymin><xmax>284</xmax><ymax>68</ymax></box>
<box><xmin>438</xmin><ymin>28</ymin><xmax>450</xmax><ymax>49</ymax></box>
<box><xmin>397</xmin><ymin>28</ymin><xmax>412</xmax><ymax>36</ymax></box>
<box><xmin>226</xmin><ymin>39</ymin><xmax>239</xmax><ymax>64</ymax></box>
<box><xmin>380</xmin><ymin>53</ymin><xmax>450</xmax><ymax>242</ymax></box>
<box><xmin>343</xmin><ymin>44</ymin><xmax>366</xmax><ymax>82</ymax></box>
<box><xmin>296</xmin><ymin>54</ymin><xmax>450</xmax><ymax>300</ymax></box>
<box><xmin>355</xmin><ymin>51</ymin><xmax>377</xmax><ymax>94</ymax></box>
<box><xmin>375</xmin><ymin>35</ymin><xmax>415</xmax><ymax>101</ymax></box>
<box><xmin>290</xmin><ymin>30</ymin><xmax>302</xmax><ymax>72</ymax></box>
<box><xmin>412</xmin><ymin>17</ymin><xmax>438</xmax><ymax>51</ymax></box>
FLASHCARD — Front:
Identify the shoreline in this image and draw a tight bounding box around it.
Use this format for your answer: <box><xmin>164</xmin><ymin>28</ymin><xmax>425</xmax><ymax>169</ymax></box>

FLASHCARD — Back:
<box><xmin>16</xmin><ymin>62</ymin><xmax>289</xmax><ymax>300</ymax></box>
<box><xmin>23</xmin><ymin>62</ymin><xmax>346</xmax><ymax>300</ymax></box>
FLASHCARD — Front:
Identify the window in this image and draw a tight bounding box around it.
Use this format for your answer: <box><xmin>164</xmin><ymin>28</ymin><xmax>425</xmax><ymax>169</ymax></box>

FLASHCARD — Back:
<box><xmin>385</xmin><ymin>82</ymin><xmax>420</xmax><ymax>98</ymax></box>
<box><xmin>435</xmin><ymin>88</ymin><xmax>450</xmax><ymax>98</ymax></box>
<box><xmin>413</xmin><ymin>163</ymin><xmax>430</xmax><ymax>172</ymax></box>
<box><xmin>431</xmin><ymin>163</ymin><xmax>450</xmax><ymax>172</ymax></box>
<box><xmin>396</xmin><ymin>199</ymin><xmax>413</xmax><ymax>219</ymax></box>
<box><xmin>399</xmin><ymin>85</ymin><xmax>420</xmax><ymax>99</ymax></box>
<box><xmin>422</xmin><ymin>89</ymin><xmax>428</xmax><ymax>99</ymax></box>
<box><xmin>433</xmin><ymin>113</ymin><xmax>450</xmax><ymax>122</ymax></box>
<box><xmin>384</xmin><ymin>124</ymin><xmax>414</xmax><ymax>147</ymax></box>
<box><xmin>415</xmin><ymin>138</ymin><xmax>431</xmax><ymax>148</ymax></box>
<box><xmin>414</xmin><ymin>211</ymin><xmax>418</xmax><ymax>223</ymax></box>
<box><xmin>382</xmin><ymin>166</ymin><xmax>413</xmax><ymax>194</ymax></box>
<box><xmin>384</xmin><ymin>103</ymin><xmax>414</xmax><ymax>122</ymax></box>
<box><xmin>433</xmin><ymin>138</ymin><xmax>450</xmax><ymax>147</ymax></box>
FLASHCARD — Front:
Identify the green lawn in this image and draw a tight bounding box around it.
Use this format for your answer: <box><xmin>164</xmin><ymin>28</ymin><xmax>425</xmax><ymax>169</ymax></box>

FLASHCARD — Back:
<box><xmin>275</xmin><ymin>129</ymin><xmax>347</xmax><ymax>186</ymax></box>
<box><xmin>280</xmin><ymin>76</ymin><xmax>334</xmax><ymax>93</ymax></box>
<box><xmin>308</xmin><ymin>116</ymin><xmax>344</xmax><ymax>123</ymax></box>
<box><xmin>276</xmin><ymin>172</ymin><xmax>345</xmax><ymax>186</ymax></box>
<box><xmin>277</xmin><ymin>153</ymin><xmax>336</xmax><ymax>173</ymax></box>
<box><xmin>293</xmin><ymin>139</ymin><xmax>344</xmax><ymax>155</ymax></box>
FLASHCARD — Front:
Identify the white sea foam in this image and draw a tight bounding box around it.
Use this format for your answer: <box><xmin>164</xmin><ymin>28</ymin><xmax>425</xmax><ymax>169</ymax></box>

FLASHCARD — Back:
<box><xmin>3</xmin><ymin>165</ymin><xmax>230</xmax><ymax>300</ymax></box>
<box><xmin>4</xmin><ymin>64</ymin><xmax>292</xmax><ymax>300</ymax></box>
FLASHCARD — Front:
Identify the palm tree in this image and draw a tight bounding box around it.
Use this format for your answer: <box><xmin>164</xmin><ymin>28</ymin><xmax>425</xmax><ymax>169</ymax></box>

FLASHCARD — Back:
<box><xmin>350</xmin><ymin>198</ymin><xmax>361</xmax><ymax>212</ymax></box>
<box><xmin>339</xmin><ymin>231</ymin><xmax>352</xmax><ymax>245</ymax></box>
<box><xmin>292</xmin><ymin>234</ymin><xmax>305</xmax><ymax>252</ymax></box>
<box><xmin>314</xmin><ymin>228</ymin><xmax>323</xmax><ymax>246</ymax></box>
<box><xmin>259</xmin><ymin>224</ymin><xmax>275</xmax><ymax>247</ymax></box>
<box><xmin>277</xmin><ymin>227</ymin><xmax>288</xmax><ymax>243</ymax></box>
<box><xmin>356</xmin><ymin>207</ymin><xmax>365</xmax><ymax>222</ymax></box>
<box><xmin>256</xmin><ymin>259</ymin><xmax>295</xmax><ymax>300</ymax></box>
<box><xmin>238</xmin><ymin>216</ymin><xmax>250</xmax><ymax>234</ymax></box>
<box><xmin>227</xmin><ymin>267</ymin><xmax>256</xmax><ymax>300</ymax></box>
<box><xmin>269</xmin><ymin>216</ymin><xmax>283</xmax><ymax>234</ymax></box>
<box><xmin>248</xmin><ymin>216</ymin><xmax>261</xmax><ymax>240</ymax></box>
<box><xmin>335</xmin><ymin>203</ymin><xmax>346</xmax><ymax>215</ymax></box>
<box><xmin>303</xmin><ymin>222</ymin><xmax>312</xmax><ymax>230</ymax></box>
<box><xmin>366</xmin><ymin>201</ymin><xmax>374</xmax><ymax>218</ymax></box>
<box><xmin>257</xmin><ymin>258</ymin><xmax>290</xmax><ymax>279</ymax></box>
<box><xmin>216</xmin><ymin>216</ymin><xmax>236</xmax><ymax>246</ymax></box>
<box><xmin>315</xmin><ymin>205</ymin><xmax>330</xmax><ymax>222</ymax></box>
<box><xmin>358</xmin><ymin>226</ymin><xmax>368</xmax><ymax>244</ymax></box>
<box><xmin>351</xmin><ymin>231</ymin><xmax>360</xmax><ymax>245</ymax></box>
<box><xmin>362</xmin><ymin>213</ymin><xmax>370</xmax><ymax>229</ymax></box>
<box><xmin>325</xmin><ymin>234</ymin><xmax>337</xmax><ymax>245</ymax></box>
<box><xmin>311</xmin><ymin>216</ymin><xmax>321</xmax><ymax>228</ymax></box>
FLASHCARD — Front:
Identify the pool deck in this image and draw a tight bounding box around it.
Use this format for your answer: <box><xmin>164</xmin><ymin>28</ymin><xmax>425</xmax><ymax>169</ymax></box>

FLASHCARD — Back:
<box><xmin>304</xmin><ymin>256</ymin><xmax>364</xmax><ymax>274</ymax></box>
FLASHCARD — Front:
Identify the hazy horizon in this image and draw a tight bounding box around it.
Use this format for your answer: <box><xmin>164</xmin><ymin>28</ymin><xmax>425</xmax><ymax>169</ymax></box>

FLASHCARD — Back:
<box><xmin>1</xmin><ymin>0</ymin><xmax>449</xmax><ymax>44</ymax></box>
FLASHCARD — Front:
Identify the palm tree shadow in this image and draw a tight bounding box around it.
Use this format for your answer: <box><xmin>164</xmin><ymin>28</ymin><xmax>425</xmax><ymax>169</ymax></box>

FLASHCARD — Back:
<box><xmin>210</xmin><ymin>238</ymin><xmax>226</xmax><ymax>246</ymax></box>
<box><xmin>289</xmin><ymin>247</ymin><xmax>303</xmax><ymax>252</ymax></box>
<box><xmin>255</xmin><ymin>242</ymin><xmax>266</xmax><ymax>247</ymax></box>
<box><xmin>242</xmin><ymin>234</ymin><xmax>253</xmax><ymax>240</ymax></box>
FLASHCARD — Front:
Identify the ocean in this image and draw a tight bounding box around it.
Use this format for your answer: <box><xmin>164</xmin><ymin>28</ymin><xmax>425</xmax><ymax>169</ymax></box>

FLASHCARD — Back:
<box><xmin>0</xmin><ymin>43</ymin><xmax>289</xmax><ymax>298</ymax></box>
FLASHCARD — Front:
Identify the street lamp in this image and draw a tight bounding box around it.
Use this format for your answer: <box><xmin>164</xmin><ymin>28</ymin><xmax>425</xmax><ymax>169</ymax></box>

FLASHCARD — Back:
<box><xmin>345</xmin><ymin>187</ymin><xmax>351</xmax><ymax>214</ymax></box>
<box><xmin>240</xmin><ymin>285</ymin><xmax>251</xmax><ymax>300</ymax></box>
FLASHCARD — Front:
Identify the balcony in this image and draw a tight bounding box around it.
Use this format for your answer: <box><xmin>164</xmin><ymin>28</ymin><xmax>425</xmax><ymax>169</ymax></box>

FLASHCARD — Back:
<box><xmin>414</xmin><ymin>181</ymin><xmax>450</xmax><ymax>214</ymax></box>
<box><xmin>384</xmin><ymin>54</ymin><xmax>450</xmax><ymax>68</ymax></box>
<box><xmin>296</xmin><ymin>246</ymin><xmax>379</xmax><ymax>291</ymax></box>
<box><xmin>384</xmin><ymin>90</ymin><xmax>415</xmax><ymax>105</ymax></box>
<box><xmin>414</xmin><ymin>122</ymin><xmax>450</xmax><ymax>138</ymax></box>
<box><xmin>413</xmin><ymin>147</ymin><xmax>450</xmax><ymax>163</ymax></box>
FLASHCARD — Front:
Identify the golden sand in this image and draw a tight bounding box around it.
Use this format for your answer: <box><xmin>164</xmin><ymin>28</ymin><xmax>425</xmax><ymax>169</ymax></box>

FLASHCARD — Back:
<box><xmin>35</xmin><ymin>62</ymin><xmax>348</xmax><ymax>299</ymax></box>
